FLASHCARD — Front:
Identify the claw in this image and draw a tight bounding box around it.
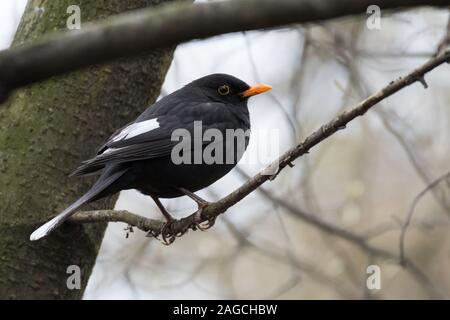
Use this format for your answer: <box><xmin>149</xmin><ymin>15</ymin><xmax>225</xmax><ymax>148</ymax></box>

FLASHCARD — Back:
<box><xmin>146</xmin><ymin>219</ymin><xmax>176</xmax><ymax>245</ymax></box>
<box><xmin>196</xmin><ymin>217</ymin><xmax>216</xmax><ymax>231</ymax></box>
<box><xmin>146</xmin><ymin>200</ymin><xmax>216</xmax><ymax>245</ymax></box>
<box><xmin>192</xmin><ymin>205</ymin><xmax>216</xmax><ymax>231</ymax></box>
<box><xmin>160</xmin><ymin>219</ymin><xmax>176</xmax><ymax>245</ymax></box>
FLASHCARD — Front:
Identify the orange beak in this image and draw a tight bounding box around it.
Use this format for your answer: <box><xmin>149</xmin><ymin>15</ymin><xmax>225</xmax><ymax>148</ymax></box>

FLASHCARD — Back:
<box><xmin>240</xmin><ymin>84</ymin><xmax>272</xmax><ymax>98</ymax></box>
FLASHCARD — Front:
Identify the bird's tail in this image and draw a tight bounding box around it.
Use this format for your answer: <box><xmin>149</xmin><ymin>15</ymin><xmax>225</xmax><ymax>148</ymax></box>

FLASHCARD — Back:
<box><xmin>30</xmin><ymin>167</ymin><xmax>127</xmax><ymax>241</ymax></box>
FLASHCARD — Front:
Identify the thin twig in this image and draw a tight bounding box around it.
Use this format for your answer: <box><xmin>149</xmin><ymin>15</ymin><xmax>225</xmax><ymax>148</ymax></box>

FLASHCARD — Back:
<box><xmin>399</xmin><ymin>171</ymin><xmax>450</xmax><ymax>265</ymax></box>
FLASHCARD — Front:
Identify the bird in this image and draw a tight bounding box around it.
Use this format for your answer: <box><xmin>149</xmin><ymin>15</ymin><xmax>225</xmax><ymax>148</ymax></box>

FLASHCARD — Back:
<box><xmin>30</xmin><ymin>73</ymin><xmax>272</xmax><ymax>241</ymax></box>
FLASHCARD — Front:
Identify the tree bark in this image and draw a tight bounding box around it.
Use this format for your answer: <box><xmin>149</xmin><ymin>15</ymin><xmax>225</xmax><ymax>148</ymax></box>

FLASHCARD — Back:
<box><xmin>0</xmin><ymin>0</ymin><xmax>178</xmax><ymax>299</ymax></box>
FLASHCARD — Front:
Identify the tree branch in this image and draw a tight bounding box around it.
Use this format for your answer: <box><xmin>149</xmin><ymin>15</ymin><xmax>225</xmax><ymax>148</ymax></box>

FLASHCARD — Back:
<box><xmin>70</xmin><ymin>49</ymin><xmax>450</xmax><ymax>247</ymax></box>
<box><xmin>1</xmin><ymin>0</ymin><xmax>450</xmax><ymax>102</ymax></box>
<box><xmin>399</xmin><ymin>171</ymin><xmax>450</xmax><ymax>265</ymax></box>
<box><xmin>70</xmin><ymin>210</ymin><xmax>164</xmax><ymax>231</ymax></box>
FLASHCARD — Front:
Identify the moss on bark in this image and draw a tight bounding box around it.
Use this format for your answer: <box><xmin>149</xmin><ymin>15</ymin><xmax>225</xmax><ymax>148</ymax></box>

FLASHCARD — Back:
<box><xmin>0</xmin><ymin>0</ymin><xmax>179</xmax><ymax>299</ymax></box>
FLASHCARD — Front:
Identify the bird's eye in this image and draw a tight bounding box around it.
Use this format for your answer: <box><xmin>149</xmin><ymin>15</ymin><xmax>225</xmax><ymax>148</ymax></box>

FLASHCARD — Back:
<box><xmin>218</xmin><ymin>85</ymin><xmax>230</xmax><ymax>96</ymax></box>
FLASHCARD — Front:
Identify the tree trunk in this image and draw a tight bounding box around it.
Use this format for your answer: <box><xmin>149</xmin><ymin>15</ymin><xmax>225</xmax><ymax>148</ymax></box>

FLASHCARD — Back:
<box><xmin>0</xmin><ymin>0</ymin><xmax>179</xmax><ymax>299</ymax></box>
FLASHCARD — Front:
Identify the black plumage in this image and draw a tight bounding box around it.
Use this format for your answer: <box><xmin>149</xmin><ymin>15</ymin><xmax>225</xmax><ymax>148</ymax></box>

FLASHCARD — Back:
<box><xmin>30</xmin><ymin>73</ymin><xmax>271</xmax><ymax>240</ymax></box>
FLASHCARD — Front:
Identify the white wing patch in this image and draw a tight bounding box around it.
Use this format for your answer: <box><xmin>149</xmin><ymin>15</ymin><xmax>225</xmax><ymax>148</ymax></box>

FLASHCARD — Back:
<box><xmin>112</xmin><ymin>118</ymin><xmax>159</xmax><ymax>142</ymax></box>
<box><xmin>102</xmin><ymin>147</ymin><xmax>123</xmax><ymax>154</ymax></box>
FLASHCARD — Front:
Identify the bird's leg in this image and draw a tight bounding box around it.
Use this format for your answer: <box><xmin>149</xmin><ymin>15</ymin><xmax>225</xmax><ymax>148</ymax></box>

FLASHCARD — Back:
<box><xmin>177</xmin><ymin>187</ymin><xmax>210</xmax><ymax>209</ymax></box>
<box><xmin>177</xmin><ymin>187</ymin><xmax>215</xmax><ymax>231</ymax></box>
<box><xmin>150</xmin><ymin>195</ymin><xmax>176</xmax><ymax>245</ymax></box>
<box><xmin>151</xmin><ymin>195</ymin><xmax>174</xmax><ymax>222</ymax></box>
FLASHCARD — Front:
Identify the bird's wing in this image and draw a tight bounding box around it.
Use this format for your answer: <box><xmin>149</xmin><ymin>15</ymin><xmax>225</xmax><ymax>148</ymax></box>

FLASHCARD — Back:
<box><xmin>71</xmin><ymin>117</ymin><xmax>174</xmax><ymax>176</ymax></box>
<box><xmin>96</xmin><ymin>117</ymin><xmax>164</xmax><ymax>154</ymax></box>
<box><xmin>71</xmin><ymin>101</ymin><xmax>235</xmax><ymax>176</ymax></box>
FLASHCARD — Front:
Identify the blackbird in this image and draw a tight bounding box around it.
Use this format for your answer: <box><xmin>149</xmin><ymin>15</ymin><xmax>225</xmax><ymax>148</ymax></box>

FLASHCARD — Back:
<box><xmin>30</xmin><ymin>73</ymin><xmax>271</xmax><ymax>241</ymax></box>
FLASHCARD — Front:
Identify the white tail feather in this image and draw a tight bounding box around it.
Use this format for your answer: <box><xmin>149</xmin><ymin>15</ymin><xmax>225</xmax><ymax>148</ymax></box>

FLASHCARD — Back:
<box><xmin>30</xmin><ymin>216</ymin><xmax>66</xmax><ymax>241</ymax></box>
<box><xmin>30</xmin><ymin>196</ymin><xmax>88</xmax><ymax>241</ymax></box>
<box><xmin>30</xmin><ymin>167</ymin><xmax>128</xmax><ymax>241</ymax></box>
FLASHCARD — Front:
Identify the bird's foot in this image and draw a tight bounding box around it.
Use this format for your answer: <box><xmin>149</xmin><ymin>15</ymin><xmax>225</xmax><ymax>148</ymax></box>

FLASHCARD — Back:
<box><xmin>196</xmin><ymin>217</ymin><xmax>216</xmax><ymax>231</ymax></box>
<box><xmin>146</xmin><ymin>202</ymin><xmax>217</xmax><ymax>245</ymax></box>
<box><xmin>159</xmin><ymin>218</ymin><xmax>177</xmax><ymax>245</ymax></box>
<box><xmin>146</xmin><ymin>217</ymin><xmax>177</xmax><ymax>245</ymax></box>
<box><xmin>191</xmin><ymin>204</ymin><xmax>216</xmax><ymax>231</ymax></box>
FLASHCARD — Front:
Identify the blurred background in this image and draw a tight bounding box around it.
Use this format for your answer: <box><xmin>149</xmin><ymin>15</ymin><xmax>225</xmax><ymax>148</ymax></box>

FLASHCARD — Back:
<box><xmin>1</xmin><ymin>0</ymin><xmax>449</xmax><ymax>299</ymax></box>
